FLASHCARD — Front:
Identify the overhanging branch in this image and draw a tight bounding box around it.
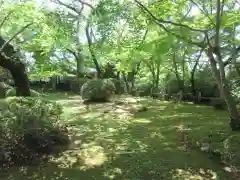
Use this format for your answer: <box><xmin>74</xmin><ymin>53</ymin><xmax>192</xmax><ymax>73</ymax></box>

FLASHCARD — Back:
<box><xmin>76</xmin><ymin>0</ymin><xmax>94</xmax><ymax>9</ymax></box>
<box><xmin>189</xmin><ymin>0</ymin><xmax>215</xmax><ymax>26</ymax></box>
<box><xmin>0</xmin><ymin>23</ymin><xmax>33</xmax><ymax>54</ymax></box>
<box><xmin>66</xmin><ymin>48</ymin><xmax>78</xmax><ymax>61</ymax></box>
<box><xmin>134</xmin><ymin>0</ymin><xmax>206</xmax><ymax>47</ymax></box>
<box><xmin>134</xmin><ymin>0</ymin><xmax>206</xmax><ymax>33</ymax></box>
<box><xmin>53</xmin><ymin>0</ymin><xmax>85</xmax><ymax>18</ymax></box>
<box><xmin>0</xmin><ymin>10</ymin><xmax>13</xmax><ymax>29</ymax></box>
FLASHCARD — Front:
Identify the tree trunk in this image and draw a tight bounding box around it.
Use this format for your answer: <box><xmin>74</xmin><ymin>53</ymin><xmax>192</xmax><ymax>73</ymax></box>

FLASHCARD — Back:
<box><xmin>51</xmin><ymin>76</ymin><xmax>57</xmax><ymax>91</ymax></box>
<box><xmin>207</xmin><ymin>48</ymin><xmax>240</xmax><ymax>131</ymax></box>
<box><xmin>190</xmin><ymin>49</ymin><xmax>203</xmax><ymax>97</ymax></box>
<box><xmin>0</xmin><ymin>56</ymin><xmax>30</xmax><ymax>96</ymax></box>
<box><xmin>172</xmin><ymin>52</ymin><xmax>184</xmax><ymax>92</ymax></box>
<box><xmin>85</xmin><ymin>23</ymin><xmax>101</xmax><ymax>78</ymax></box>
<box><xmin>190</xmin><ymin>60</ymin><xmax>198</xmax><ymax>97</ymax></box>
<box><xmin>155</xmin><ymin>58</ymin><xmax>161</xmax><ymax>90</ymax></box>
<box><xmin>76</xmin><ymin>52</ymin><xmax>84</xmax><ymax>85</ymax></box>
<box><xmin>122</xmin><ymin>72</ymin><xmax>130</xmax><ymax>92</ymax></box>
<box><xmin>0</xmin><ymin>36</ymin><xmax>30</xmax><ymax>96</ymax></box>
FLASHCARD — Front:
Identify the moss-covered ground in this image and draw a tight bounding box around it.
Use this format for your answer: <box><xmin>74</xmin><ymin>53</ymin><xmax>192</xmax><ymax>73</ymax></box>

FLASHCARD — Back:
<box><xmin>1</xmin><ymin>93</ymin><xmax>240</xmax><ymax>179</ymax></box>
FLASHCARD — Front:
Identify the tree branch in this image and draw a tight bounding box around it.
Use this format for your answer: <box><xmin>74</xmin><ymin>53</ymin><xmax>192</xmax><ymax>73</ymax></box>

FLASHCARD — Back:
<box><xmin>221</xmin><ymin>0</ymin><xmax>225</xmax><ymax>17</ymax></box>
<box><xmin>134</xmin><ymin>0</ymin><xmax>205</xmax><ymax>47</ymax></box>
<box><xmin>189</xmin><ymin>0</ymin><xmax>215</xmax><ymax>26</ymax></box>
<box><xmin>135</xmin><ymin>0</ymin><xmax>206</xmax><ymax>33</ymax></box>
<box><xmin>76</xmin><ymin>0</ymin><xmax>94</xmax><ymax>10</ymax></box>
<box><xmin>85</xmin><ymin>22</ymin><xmax>101</xmax><ymax>77</ymax></box>
<box><xmin>54</xmin><ymin>0</ymin><xmax>80</xmax><ymax>14</ymax></box>
<box><xmin>211</xmin><ymin>0</ymin><xmax>223</xmax><ymax>63</ymax></box>
<box><xmin>66</xmin><ymin>48</ymin><xmax>78</xmax><ymax>61</ymax></box>
<box><xmin>181</xmin><ymin>5</ymin><xmax>192</xmax><ymax>20</ymax></box>
<box><xmin>215</xmin><ymin>0</ymin><xmax>221</xmax><ymax>47</ymax></box>
<box><xmin>0</xmin><ymin>23</ymin><xmax>33</xmax><ymax>54</ymax></box>
<box><xmin>53</xmin><ymin>0</ymin><xmax>85</xmax><ymax>18</ymax></box>
<box><xmin>0</xmin><ymin>10</ymin><xmax>13</xmax><ymax>29</ymax></box>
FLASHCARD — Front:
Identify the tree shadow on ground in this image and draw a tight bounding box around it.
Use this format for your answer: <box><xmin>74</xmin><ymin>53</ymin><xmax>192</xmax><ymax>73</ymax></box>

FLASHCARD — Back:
<box><xmin>0</xmin><ymin>95</ymin><xmax>233</xmax><ymax>180</ymax></box>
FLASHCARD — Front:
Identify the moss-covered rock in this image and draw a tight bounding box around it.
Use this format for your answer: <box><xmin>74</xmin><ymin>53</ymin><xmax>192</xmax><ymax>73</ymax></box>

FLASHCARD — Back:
<box><xmin>81</xmin><ymin>79</ymin><xmax>116</xmax><ymax>102</ymax></box>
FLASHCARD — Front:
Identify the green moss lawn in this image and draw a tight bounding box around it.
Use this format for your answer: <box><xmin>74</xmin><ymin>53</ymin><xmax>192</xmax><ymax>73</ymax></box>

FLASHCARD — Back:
<box><xmin>2</xmin><ymin>93</ymin><xmax>240</xmax><ymax>180</ymax></box>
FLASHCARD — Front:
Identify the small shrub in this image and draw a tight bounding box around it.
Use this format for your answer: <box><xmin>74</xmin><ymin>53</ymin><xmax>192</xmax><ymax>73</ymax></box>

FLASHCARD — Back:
<box><xmin>210</xmin><ymin>98</ymin><xmax>227</xmax><ymax>110</ymax></box>
<box><xmin>81</xmin><ymin>79</ymin><xmax>116</xmax><ymax>102</ymax></box>
<box><xmin>69</xmin><ymin>78</ymin><xmax>89</xmax><ymax>93</ymax></box>
<box><xmin>151</xmin><ymin>87</ymin><xmax>163</xmax><ymax>99</ymax></box>
<box><xmin>109</xmin><ymin>78</ymin><xmax>126</xmax><ymax>94</ymax></box>
<box><xmin>0</xmin><ymin>82</ymin><xmax>11</xmax><ymax>98</ymax></box>
<box><xmin>135</xmin><ymin>83</ymin><xmax>153</xmax><ymax>96</ymax></box>
<box><xmin>0</xmin><ymin>97</ymin><xmax>69</xmax><ymax>166</ymax></box>
<box><xmin>183</xmin><ymin>93</ymin><xmax>193</xmax><ymax>101</ymax></box>
<box><xmin>6</xmin><ymin>88</ymin><xmax>40</xmax><ymax>97</ymax></box>
<box><xmin>130</xmin><ymin>88</ymin><xmax>138</xmax><ymax>96</ymax></box>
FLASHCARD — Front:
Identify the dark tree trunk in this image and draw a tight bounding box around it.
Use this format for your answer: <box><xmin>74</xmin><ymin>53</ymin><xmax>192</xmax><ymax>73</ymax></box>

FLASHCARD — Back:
<box><xmin>122</xmin><ymin>72</ymin><xmax>130</xmax><ymax>92</ymax></box>
<box><xmin>191</xmin><ymin>49</ymin><xmax>203</xmax><ymax>97</ymax></box>
<box><xmin>190</xmin><ymin>62</ymin><xmax>198</xmax><ymax>97</ymax></box>
<box><xmin>0</xmin><ymin>36</ymin><xmax>30</xmax><ymax>96</ymax></box>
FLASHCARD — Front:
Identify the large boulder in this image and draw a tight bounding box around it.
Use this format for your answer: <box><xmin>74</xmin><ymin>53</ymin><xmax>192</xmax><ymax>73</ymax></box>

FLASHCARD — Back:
<box><xmin>81</xmin><ymin>79</ymin><xmax>116</xmax><ymax>102</ymax></box>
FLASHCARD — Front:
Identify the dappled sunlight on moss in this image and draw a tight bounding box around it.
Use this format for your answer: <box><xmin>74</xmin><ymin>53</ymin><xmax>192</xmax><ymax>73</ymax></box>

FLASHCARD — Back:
<box><xmin>78</xmin><ymin>145</ymin><xmax>108</xmax><ymax>168</ymax></box>
<box><xmin>103</xmin><ymin>168</ymin><xmax>122</xmax><ymax>179</ymax></box>
<box><xmin>81</xmin><ymin>112</ymin><xmax>105</xmax><ymax>120</ymax></box>
<box><xmin>171</xmin><ymin>168</ymin><xmax>218</xmax><ymax>180</ymax></box>
<box><xmin>132</xmin><ymin>118</ymin><xmax>152</xmax><ymax>124</ymax></box>
<box><xmin>1</xmin><ymin>94</ymin><xmax>235</xmax><ymax>179</ymax></box>
<box><xmin>50</xmin><ymin>143</ymin><xmax>108</xmax><ymax>169</ymax></box>
<box><xmin>149</xmin><ymin>129</ymin><xmax>165</xmax><ymax>139</ymax></box>
<box><xmin>159</xmin><ymin>113</ymin><xmax>196</xmax><ymax>120</ymax></box>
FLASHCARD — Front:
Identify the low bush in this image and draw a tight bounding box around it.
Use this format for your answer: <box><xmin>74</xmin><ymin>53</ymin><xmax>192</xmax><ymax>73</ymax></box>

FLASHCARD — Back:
<box><xmin>0</xmin><ymin>82</ymin><xmax>11</xmax><ymax>98</ymax></box>
<box><xmin>6</xmin><ymin>88</ymin><xmax>40</xmax><ymax>97</ymax></box>
<box><xmin>109</xmin><ymin>78</ymin><xmax>126</xmax><ymax>94</ymax></box>
<box><xmin>210</xmin><ymin>98</ymin><xmax>227</xmax><ymax>110</ymax></box>
<box><xmin>81</xmin><ymin>79</ymin><xmax>116</xmax><ymax>102</ymax></box>
<box><xmin>0</xmin><ymin>97</ymin><xmax>69</xmax><ymax>166</ymax></box>
<box><xmin>69</xmin><ymin>78</ymin><xmax>89</xmax><ymax>93</ymax></box>
<box><xmin>135</xmin><ymin>83</ymin><xmax>153</xmax><ymax>97</ymax></box>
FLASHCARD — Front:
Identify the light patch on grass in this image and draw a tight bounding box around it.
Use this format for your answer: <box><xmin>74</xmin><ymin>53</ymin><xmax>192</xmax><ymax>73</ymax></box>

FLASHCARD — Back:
<box><xmin>150</xmin><ymin>130</ymin><xmax>165</xmax><ymax>139</ymax></box>
<box><xmin>172</xmin><ymin>168</ymin><xmax>217</xmax><ymax>180</ymax></box>
<box><xmin>79</xmin><ymin>145</ymin><xmax>107</xmax><ymax>168</ymax></box>
<box><xmin>81</xmin><ymin>112</ymin><xmax>104</xmax><ymax>119</ymax></box>
<box><xmin>132</xmin><ymin>118</ymin><xmax>151</xmax><ymax>124</ymax></box>
<box><xmin>104</xmin><ymin>168</ymin><xmax>122</xmax><ymax>179</ymax></box>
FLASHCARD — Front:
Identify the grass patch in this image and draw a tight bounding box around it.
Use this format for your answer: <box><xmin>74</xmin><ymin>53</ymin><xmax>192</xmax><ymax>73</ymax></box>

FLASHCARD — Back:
<box><xmin>1</xmin><ymin>94</ymin><xmax>239</xmax><ymax>179</ymax></box>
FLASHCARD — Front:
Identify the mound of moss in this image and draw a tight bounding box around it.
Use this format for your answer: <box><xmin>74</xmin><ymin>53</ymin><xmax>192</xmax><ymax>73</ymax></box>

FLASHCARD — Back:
<box><xmin>81</xmin><ymin>79</ymin><xmax>116</xmax><ymax>102</ymax></box>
